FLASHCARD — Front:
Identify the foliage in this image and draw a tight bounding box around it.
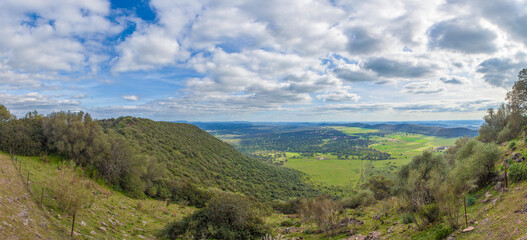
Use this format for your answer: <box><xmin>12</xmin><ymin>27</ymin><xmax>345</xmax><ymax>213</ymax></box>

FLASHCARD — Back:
<box><xmin>161</xmin><ymin>192</ymin><xmax>269</xmax><ymax>240</ymax></box>
<box><xmin>466</xmin><ymin>195</ymin><xmax>476</xmax><ymax>207</ymax></box>
<box><xmin>401</xmin><ymin>213</ymin><xmax>415</xmax><ymax>224</ymax></box>
<box><xmin>100</xmin><ymin>117</ymin><xmax>319</xmax><ymax>202</ymax></box>
<box><xmin>341</xmin><ymin>190</ymin><xmax>376</xmax><ymax>209</ymax></box>
<box><xmin>300</xmin><ymin>195</ymin><xmax>342</xmax><ymax>235</ymax></box>
<box><xmin>433</xmin><ymin>224</ymin><xmax>454</xmax><ymax>240</ymax></box>
<box><xmin>270</xmin><ymin>198</ymin><xmax>303</xmax><ymax>214</ymax></box>
<box><xmin>237</xmin><ymin>129</ymin><xmax>391</xmax><ymax>160</ymax></box>
<box><xmin>479</xmin><ymin>69</ymin><xmax>527</xmax><ymax>143</ymax></box>
<box><xmin>51</xmin><ymin>165</ymin><xmax>92</xmax><ymax>215</ymax></box>
<box><xmin>509</xmin><ymin>163</ymin><xmax>527</xmax><ymax>183</ymax></box>
<box><xmin>453</xmin><ymin>139</ymin><xmax>501</xmax><ymax>188</ymax></box>
<box><xmin>362</xmin><ymin>175</ymin><xmax>394</xmax><ymax>200</ymax></box>
<box><xmin>418</xmin><ymin>203</ymin><xmax>440</xmax><ymax>224</ymax></box>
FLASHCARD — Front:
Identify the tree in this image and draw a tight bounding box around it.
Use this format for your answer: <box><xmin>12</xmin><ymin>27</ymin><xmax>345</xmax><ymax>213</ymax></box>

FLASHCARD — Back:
<box><xmin>0</xmin><ymin>105</ymin><xmax>15</xmax><ymax>122</ymax></box>
<box><xmin>506</xmin><ymin>68</ymin><xmax>527</xmax><ymax>114</ymax></box>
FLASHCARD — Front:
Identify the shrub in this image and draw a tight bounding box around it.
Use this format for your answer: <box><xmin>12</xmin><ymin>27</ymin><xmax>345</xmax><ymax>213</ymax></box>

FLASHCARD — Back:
<box><xmin>341</xmin><ymin>190</ymin><xmax>375</xmax><ymax>209</ymax></box>
<box><xmin>419</xmin><ymin>203</ymin><xmax>440</xmax><ymax>224</ymax></box>
<box><xmin>51</xmin><ymin>166</ymin><xmax>92</xmax><ymax>215</ymax></box>
<box><xmin>466</xmin><ymin>195</ymin><xmax>476</xmax><ymax>207</ymax></box>
<box><xmin>301</xmin><ymin>195</ymin><xmax>341</xmax><ymax>235</ymax></box>
<box><xmin>401</xmin><ymin>213</ymin><xmax>414</xmax><ymax>224</ymax></box>
<box><xmin>434</xmin><ymin>224</ymin><xmax>454</xmax><ymax>240</ymax></box>
<box><xmin>509</xmin><ymin>141</ymin><xmax>517</xmax><ymax>149</ymax></box>
<box><xmin>167</xmin><ymin>181</ymin><xmax>211</xmax><ymax>208</ymax></box>
<box><xmin>509</xmin><ymin>163</ymin><xmax>527</xmax><ymax>182</ymax></box>
<box><xmin>271</xmin><ymin>198</ymin><xmax>303</xmax><ymax>214</ymax></box>
<box><xmin>161</xmin><ymin>192</ymin><xmax>269</xmax><ymax>240</ymax></box>
<box><xmin>362</xmin><ymin>175</ymin><xmax>394</xmax><ymax>200</ymax></box>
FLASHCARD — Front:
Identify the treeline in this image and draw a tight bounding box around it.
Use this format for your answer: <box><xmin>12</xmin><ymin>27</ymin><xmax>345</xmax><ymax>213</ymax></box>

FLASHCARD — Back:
<box><xmin>0</xmin><ymin>109</ymin><xmax>320</xmax><ymax>205</ymax></box>
<box><xmin>238</xmin><ymin>129</ymin><xmax>391</xmax><ymax>160</ymax></box>
<box><xmin>345</xmin><ymin>123</ymin><xmax>478</xmax><ymax>138</ymax></box>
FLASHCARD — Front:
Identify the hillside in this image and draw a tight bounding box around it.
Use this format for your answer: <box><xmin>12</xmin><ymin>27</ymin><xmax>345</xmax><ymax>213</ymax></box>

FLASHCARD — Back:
<box><xmin>99</xmin><ymin>117</ymin><xmax>319</xmax><ymax>201</ymax></box>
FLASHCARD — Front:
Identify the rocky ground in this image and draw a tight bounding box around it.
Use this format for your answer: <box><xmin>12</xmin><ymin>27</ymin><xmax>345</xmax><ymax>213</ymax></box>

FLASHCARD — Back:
<box><xmin>0</xmin><ymin>154</ymin><xmax>67</xmax><ymax>239</ymax></box>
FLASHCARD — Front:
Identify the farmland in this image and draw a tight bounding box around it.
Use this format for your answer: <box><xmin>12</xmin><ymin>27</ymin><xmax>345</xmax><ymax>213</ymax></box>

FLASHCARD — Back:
<box><xmin>207</xmin><ymin>124</ymin><xmax>460</xmax><ymax>191</ymax></box>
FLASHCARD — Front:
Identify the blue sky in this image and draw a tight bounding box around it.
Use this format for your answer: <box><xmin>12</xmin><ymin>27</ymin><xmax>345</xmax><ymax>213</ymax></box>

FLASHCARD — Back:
<box><xmin>0</xmin><ymin>0</ymin><xmax>526</xmax><ymax>121</ymax></box>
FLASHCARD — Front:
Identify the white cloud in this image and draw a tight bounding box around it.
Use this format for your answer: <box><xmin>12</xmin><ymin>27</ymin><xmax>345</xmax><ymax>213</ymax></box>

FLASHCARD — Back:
<box><xmin>122</xmin><ymin>95</ymin><xmax>139</xmax><ymax>101</ymax></box>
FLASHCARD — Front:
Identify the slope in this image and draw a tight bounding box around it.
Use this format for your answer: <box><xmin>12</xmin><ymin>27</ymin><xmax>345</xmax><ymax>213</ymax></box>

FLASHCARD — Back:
<box><xmin>0</xmin><ymin>154</ymin><xmax>66</xmax><ymax>239</ymax></box>
<box><xmin>99</xmin><ymin>117</ymin><xmax>319</xmax><ymax>201</ymax></box>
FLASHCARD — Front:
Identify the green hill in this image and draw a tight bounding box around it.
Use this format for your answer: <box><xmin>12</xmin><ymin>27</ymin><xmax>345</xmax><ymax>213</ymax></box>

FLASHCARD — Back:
<box><xmin>99</xmin><ymin>117</ymin><xmax>318</xmax><ymax>201</ymax></box>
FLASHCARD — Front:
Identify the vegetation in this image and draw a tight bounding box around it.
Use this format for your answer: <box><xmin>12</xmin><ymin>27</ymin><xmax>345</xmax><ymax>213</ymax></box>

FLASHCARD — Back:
<box><xmin>161</xmin><ymin>192</ymin><xmax>269</xmax><ymax>240</ymax></box>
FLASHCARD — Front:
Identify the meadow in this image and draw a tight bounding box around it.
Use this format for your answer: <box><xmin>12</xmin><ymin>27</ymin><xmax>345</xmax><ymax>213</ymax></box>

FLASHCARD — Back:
<box><xmin>281</xmin><ymin>128</ymin><xmax>458</xmax><ymax>189</ymax></box>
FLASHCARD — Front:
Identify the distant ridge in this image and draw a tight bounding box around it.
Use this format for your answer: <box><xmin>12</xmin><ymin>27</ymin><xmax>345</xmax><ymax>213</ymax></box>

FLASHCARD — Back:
<box><xmin>345</xmin><ymin>123</ymin><xmax>478</xmax><ymax>138</ymax></box>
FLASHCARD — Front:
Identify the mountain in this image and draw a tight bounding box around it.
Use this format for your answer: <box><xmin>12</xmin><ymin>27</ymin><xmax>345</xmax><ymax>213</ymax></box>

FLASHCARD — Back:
<box><xmin>99</xmin><ymin>117</ymin><xmax>318</xmax><ymax>201</ymax></box>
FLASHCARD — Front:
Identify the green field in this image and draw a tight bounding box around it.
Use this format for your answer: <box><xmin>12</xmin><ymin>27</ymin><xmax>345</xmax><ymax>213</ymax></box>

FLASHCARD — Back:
<box><xmin>282</xmin><ymin>128</ymin><xmax>458</xmax><ymax>188</ymax></box>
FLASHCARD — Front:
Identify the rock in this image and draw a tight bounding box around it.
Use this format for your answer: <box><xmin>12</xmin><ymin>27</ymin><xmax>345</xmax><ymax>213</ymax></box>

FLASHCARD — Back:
<box><xmin>100</xmin><ymin>221</ymin><xmax>107</xmax><ymax>226</ymax></box>
<box><xmin>282</xmin><ymin>227</ymin><xmax>302</xmax><ymax>234</ymax></box>
<box><xmin>495</xmin><ymin>181</ymin><xmax>503</xmax><ymax>191</ymax></box>
<box><xmin>141</xmin><ymin>220</ymin><xmax>147</xmax><ymax>226</ymax></box>
<box><xmin>136</xmin><ymin>235</ymin><xmax>146</xmax><ymax>239</ymax></box>
<box><xmin>349</xmin><ymin>229</ymin><xmax>356</xmax><ymax>235</ymax></box>
<box><xmin>23</xmin><ymin>219</ymin><xmax>29</xmax><ymax>226</ymax></box>
<box><xmin>514</xmin><ymin>204</ymin><xmax>527</xmax><ymax>213</ymax></box>
<box><xmin>491</xmin><ymin>197</ymin><xmax>501</xmax><ymax>205</ymax></box>
<box><xmin>89</xmin><ymin>230</ymin><xmax>96</xmax><ymax>235</ymax></box>
<box><xmin>369</xmin><ymin>231</ymin><xmax>382</xmax><ymax>239</ymax></box>
<box><xmin>512</xmin><ymin>152</ymin><xmax>525</xmax><ymax>162</ymax></box>
<box><xmin>98</xmin><ymin>226</ymin><xmax>107</xmax><ymax>232</ymax></box>
<box><xmin>463</xmin><ymin>226</ymin><xmax>475</xmax><ymax>232</ymax></box>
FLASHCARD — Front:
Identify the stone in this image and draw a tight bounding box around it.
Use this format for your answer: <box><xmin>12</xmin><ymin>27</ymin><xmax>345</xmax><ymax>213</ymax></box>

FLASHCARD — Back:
<box><xmin>98</xmin><ymin>226</ymin><xmax>107</xmax><ymax>232</ymax></box>
<box><xmin>369</xmin><ymin>231</ymin><xmax>382</xmax><ymax>239</ymax></box>
<box><xmin>512</xmin><ymin>152</ymin><xmax>525</xmax><ymax>162</ymax></box>
<box><xmin>495</xmin><ymin>181</ymin><xmax>503</xmax><ymax>191</ymax></box>
<box><xmin>141</xmin><ymin>220</ymin><xmax>147</xmax><ymax>226</ymax></box>
<box><xmin>89</xmin><ymin>230</ymin><xmax>96</xmax><ymax>235</ymax></box>
<box><xmin>136</xmin><ymin>235</ymin><xmax>146</xmax><ymax>239</ymax></box>
<box><xmin>462</xmin><ymin>226</ymin><xmax>475</xmax><ymax>232</ymax></box>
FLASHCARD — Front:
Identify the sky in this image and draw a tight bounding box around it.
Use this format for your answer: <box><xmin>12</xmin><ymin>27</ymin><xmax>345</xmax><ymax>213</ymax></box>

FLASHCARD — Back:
<box><xmin>0</xmin><ymin>0</ymin><xmax>526</xmax><ymax>122</ymax></box>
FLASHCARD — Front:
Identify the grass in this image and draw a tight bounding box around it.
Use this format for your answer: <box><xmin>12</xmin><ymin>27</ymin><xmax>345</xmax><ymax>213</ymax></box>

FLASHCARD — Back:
<box><xmin>285</xmin><ymin>152</ymin><xmax>362</xmax><ymax>187</ymax></box>
<box><xmin>1</xmin><ymin>152</ymin><xmax>195</xmax><ymax>239</ymax></box>
<box><xmin>283</xmin><ymin>129</ymin><xmax>457</xmax><ymax>187</ymax></box>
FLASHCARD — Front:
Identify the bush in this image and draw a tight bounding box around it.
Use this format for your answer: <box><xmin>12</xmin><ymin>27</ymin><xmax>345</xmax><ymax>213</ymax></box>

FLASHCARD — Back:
<box><xmin>167</xmin><ymin>181</ymin><xmax>211</xmax><ymax>208</ymax></box>
<box><xmin>434</xmin><ymin>224</ymin><xmax>454</xmax><ymax>240</ymax></box>
<box><xmin>341</xmin><ymin>190</ymin><xmax>375</xmax><ymax>209</ymax></box>
<box><xmin>509</xmin><ymin>163</ymin><xmax>527</xmax><ymax>183</ymax></box>
<box><xmin>271</xmin><ymin>198</ymin><xmax>303</xmax><ymax>214</ymax></box>
<box><xmin>301</xmin><ymin>195</ymin><xmax>341</xmax><ymax>235</ymax></box>
<box><xmin>509</xmin><ymin>141</ymin><xmax>517</xmax><ymax>149</ymax></box>
<box><xmin>161</xmin><ymin>192</ymin><xmax>269</xmax><ymax>240</ymax></box>
<box><xmin>52</xmin><ymin>166</ymin><xmax>92</xmax><ymax>215</ymax></box>
<box><xmin>419</xmin><ymin>203</ymin><xmax>440</xmax><ymax>224</ymax></box>
<box><xmin>362</xmin><ymin>175</ymin><xmax>394</xmax><ymax>200</ymax></box>
<box><xmin>401</xmin><ymin>213</ymin><xmax>414</xmax><ymax>224</ymax></box>
<box><xmin>466</xmin><ymin>195</ymin><xmax>476</xmax><ymax>207</ymax></box>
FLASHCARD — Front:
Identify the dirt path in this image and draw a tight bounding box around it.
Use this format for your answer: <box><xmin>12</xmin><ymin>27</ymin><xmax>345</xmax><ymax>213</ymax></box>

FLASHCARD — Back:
<box><xmin>0</xmin><ymin>154</ymin><xmax>67</xmax><ymax>239</ymax></box>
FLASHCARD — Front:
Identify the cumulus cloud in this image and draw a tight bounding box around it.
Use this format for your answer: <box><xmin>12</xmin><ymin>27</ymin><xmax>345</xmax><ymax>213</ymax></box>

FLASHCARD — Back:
<box><xmin>476</xmin><ymin>57</ymin><xmax>524</xmax><ymax>87</ymax></box>
<box><xmin>364</xmin><ymin>57</ymin><xmax>434</xmax><ymax>78</ymax></box>
<box><xmin>122</xmin><ymin>95</ymin><xmax>139</xmax><ymax>101</ymax></box>
<box><xmin>316</xmin><ymin>87</ymin><xmax>360</xmax><ymax>102</ymax></box>
<box><xmin>440</xmin><ymin>76</ymin><xmax>467</xmax><ymax>85</ymax></box>
<box><xmin>2</xmin><ymin>0</ymin><xmax>527</xmax><ymax>120</ymax></box>
<box><xmin>403</xmin><ymin>81</ymin><xmax>444</xmax><ymax>94</ymax></box>
<box><xmin>428</xmin><ymin>18</ymin><xmax>497</xmax><ymax>54</ymax></box>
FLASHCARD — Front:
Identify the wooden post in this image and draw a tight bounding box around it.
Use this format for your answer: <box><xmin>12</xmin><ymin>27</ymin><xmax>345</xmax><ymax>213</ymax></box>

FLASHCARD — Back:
<box><xmin>27</xmin><ymin>170</ymin><xmax>30</xmax><ymax>188</ymax></box>
<box><xmin>71</xmin><ymin>212</ymin><xmax>76</xmax><ymax>236</ymax></box>
<box><xmin>464</xmin><ymin>194</ymin><xmax>468</xmax><ymax>228</ymax></box>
